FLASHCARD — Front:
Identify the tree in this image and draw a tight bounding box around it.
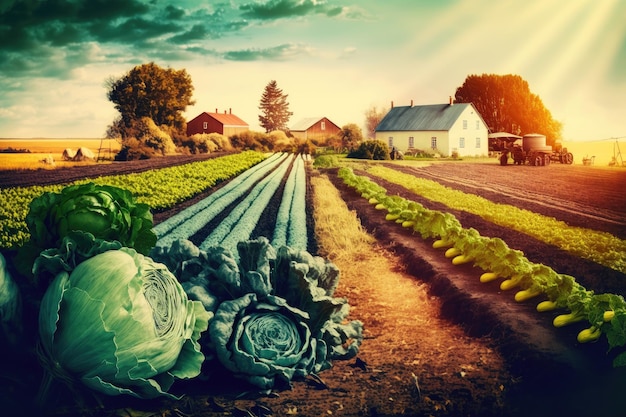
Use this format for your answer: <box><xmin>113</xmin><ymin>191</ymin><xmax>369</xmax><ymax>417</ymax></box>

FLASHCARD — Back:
<box><xmin>454</xmin><ymin>74</ymin><xmax>562</xmax><ymax>145</ymax></box>
<box><xmin>258</xmin><ymin>80</ymin><xmax>293</xmax><ymax>133</ymax></box>
<box><xmin>339</xmin><ymin>123</ymin><xmax>363</xmax><ymax>151</ymax></box>
<box><xmin>364</xmin><ymin>105</ymin><xmax>389</xmax><ymax>139</ymax></box>
<box><xmin>106</xmin><ymin>62</ymin><xmax>194</xmax><ymax>137</ymax></box>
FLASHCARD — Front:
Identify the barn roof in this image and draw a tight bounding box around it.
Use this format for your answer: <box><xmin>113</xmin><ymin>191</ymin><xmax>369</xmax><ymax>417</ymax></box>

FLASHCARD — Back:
<box><xmin>375</xmin><ymin>103</ymin><xmax>474</xmax><ymax>132</ymax></box>
<box><xmin>189</xmin><ymin>111</ymin><xmax>248</xmax><ymax>127</ymax></box>
<box><xmin>290</xmin><ymin>117</ymin><xmax>340</xmax><ymax>132</ymax></box>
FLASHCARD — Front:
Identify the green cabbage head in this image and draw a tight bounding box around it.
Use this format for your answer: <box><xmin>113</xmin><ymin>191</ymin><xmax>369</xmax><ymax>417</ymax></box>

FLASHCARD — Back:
<box><xmin>26</xmin><ymin>183</ymin><xmax>156</xmax><ymax>255</ymax></box>
<box><xmin>38</xmin><ymin>248</ymin><xmax>210</xmax><ymax>399</ymax></box>
<box><xmin>210</xmin><ymin>293</ymin><xmax>323</xmax><ymax>389</ymax></box>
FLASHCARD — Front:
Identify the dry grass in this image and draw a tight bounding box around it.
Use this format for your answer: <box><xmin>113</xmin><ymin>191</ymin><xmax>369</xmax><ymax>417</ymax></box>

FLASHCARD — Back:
<box><xmin>0</xmin><ymin>138</ymin><xmax>120</xmax><ymax>170</ymax></box>
<box><xmin>310</xmin><ymin>172</ymin><xmax>376</xmax><ymax>261</ymax></box>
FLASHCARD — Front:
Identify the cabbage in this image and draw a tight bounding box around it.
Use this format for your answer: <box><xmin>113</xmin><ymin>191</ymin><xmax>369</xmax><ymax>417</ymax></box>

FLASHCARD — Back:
<box><xmin>151</xmin><ymin>237</ymin><xmax>363</xmax><ymax>389</ymax></box>
<box><xmin>210</xmin><ymin>293</ymin><xmax>323</xmax><ymax>389</ymax></box>
<box><xmin>37</xmin><ymin>248</ymin><xmax>210</xmax><ymax>399</ymax></box>
<box><xmin>25</xmin><ymin>182</ymin><xmax>156</xmax><ymax>256</ymax></box>
<box><xmin>0</xmin><ymin>252</ymin><xmax>22</xmax><ymax>348</ymax></box>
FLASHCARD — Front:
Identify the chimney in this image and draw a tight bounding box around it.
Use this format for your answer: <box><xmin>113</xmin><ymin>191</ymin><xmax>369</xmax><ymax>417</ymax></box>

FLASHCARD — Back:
<box><xmin>229</xmin><ymin>108</ymin><xmax>232</xmax><ymax>114</ymax></box>
<box><xmin>391</xmin><ymin>100</ymin><xmax>394</xmax><ymax>108</ymax></box>
<box><xmin>215</xmin><ymin>108</ymin><xmax>218</xmax><ymax>113</ymax></box>
<box><xmin>224</xmin><ymin>109</ymin><xmax>227</xmax><ymax>114</ymax></box>
<box><xmin>449</xmin><ymin>96</ymin><xmax>453</xmax><ymax>105</ymax></box>
<box><xmin>410</xmin><ymin>99</ymin><xmax>413</xmax><ymax>107</ymax></box>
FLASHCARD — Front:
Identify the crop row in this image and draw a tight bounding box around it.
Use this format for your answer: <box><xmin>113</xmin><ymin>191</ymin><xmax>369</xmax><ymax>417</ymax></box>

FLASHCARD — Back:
<box><xmin>338</xmin><ymin>167</ymin><xmax>626</xmax><ymax>366</ymax></box>
<box><xmin>366</xmin><ymin>165</ymin><xmax>626</xmax><ymax>274</ymax></box>
<box><xmin>154</xmin><ymin>153</ymin><xmax>309</xmax><ymax>256</ymax></box>
<box><xmin>0</xmin><ymin>151</ymin><xmax>266</xmax><ymax>250</ymax></box>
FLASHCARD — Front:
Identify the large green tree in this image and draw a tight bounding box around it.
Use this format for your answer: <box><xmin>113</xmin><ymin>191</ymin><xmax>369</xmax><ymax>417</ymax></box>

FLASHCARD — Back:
<box><xmin>106</xmin><ymin>62</ymin><xmax>194</xmax><ymax>136</ymax></box>
<box><xmin>258</xmin><ymin>80</ymin><xmax>293</xmax><ymax>133</ymax></box>
<box><xmin>454</xmin><ymin>74</ymin><xmax>562</xmax><ymax>144</ymax></box>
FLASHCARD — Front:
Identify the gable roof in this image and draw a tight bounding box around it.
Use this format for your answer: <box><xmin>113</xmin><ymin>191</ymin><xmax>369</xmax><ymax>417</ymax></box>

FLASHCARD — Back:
<box><xmin>190</xmin><ymin>111</ymin><xmax>248</xmax><ymax>127</ymax></box>
<box><xmin>376</xmin><ymin>103</ymin><xmax>476</xmax><ymax>132</ymax></box>
<box><xmin>290</xmin><ymin>117</ymin><xmax>339</xmax><ymax>131</ymax></box>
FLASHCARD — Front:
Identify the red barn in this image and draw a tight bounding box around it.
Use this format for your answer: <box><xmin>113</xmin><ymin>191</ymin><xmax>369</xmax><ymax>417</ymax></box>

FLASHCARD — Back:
<box><xmin>290</xmin><ymin>117</ymin><xmax>341</xmax><ymax>140</ymax></box>
<box><xmin>186</xmin><ymin>109</ymin><xmax>249</xmax><ymax>137</ymax></box>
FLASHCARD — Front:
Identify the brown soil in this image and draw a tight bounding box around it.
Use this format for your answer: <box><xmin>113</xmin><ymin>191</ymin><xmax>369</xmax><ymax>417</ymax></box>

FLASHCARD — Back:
<box><xmin>2</xmin><ymin>158</ymin><xmax>626</xmax><ymax>417</ymax></box>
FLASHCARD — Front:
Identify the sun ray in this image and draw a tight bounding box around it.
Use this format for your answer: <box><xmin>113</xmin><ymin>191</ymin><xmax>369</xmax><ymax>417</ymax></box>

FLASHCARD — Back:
<box><xmin>534</xmin><ymin>0</ymin><xmax>620</xmax><ymax>98</ymax></box>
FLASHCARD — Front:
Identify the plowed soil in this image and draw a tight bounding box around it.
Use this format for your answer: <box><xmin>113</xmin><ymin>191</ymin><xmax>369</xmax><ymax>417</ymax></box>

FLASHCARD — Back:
<box><xmin>2</xmin><ymin>157</ymin><xmax>626</xmax><ymax>417</ymax></box>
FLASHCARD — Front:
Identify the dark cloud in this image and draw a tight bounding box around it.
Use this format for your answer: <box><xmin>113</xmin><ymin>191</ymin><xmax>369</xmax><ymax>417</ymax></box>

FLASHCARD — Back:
<box><xmin>0</xmin><ymin>0</ymin><xmax>363</xmax><ymax>81</ymax></box>
<box><xmin>240</xmin><ymin>0</ymin><xmax>343</xmax><ymax>20</ymax></box>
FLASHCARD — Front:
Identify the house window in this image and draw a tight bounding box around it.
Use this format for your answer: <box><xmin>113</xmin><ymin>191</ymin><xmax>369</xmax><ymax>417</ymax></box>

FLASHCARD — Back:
<box><xmin>203</xmin><ymin>122</ymin><xmax>208</xmax><ymax>130</ymax></box>
<box><xmin>321</xmin><ymin>121</ymin><xmax>326</xmax><ymax>130</ymax></box>
<box><xmin>431</xmin><ymin>137</ymin><xmax>437</xmax><ymax>150</ymax></box>
<box><xmin>388</xmin><ymin>137</ymin><xmax>393</xmax><ymax>147</ymax></box>
<box><xmin>463</xmin><ymin>120</ymin><xmax>468</xmax><ymax>129</ymax></box>
<box><xmin>476</xmin><ymin>137</ymin><xmax>481</xmax><ymax>148</ymax></box>
<box><xmin>408</xmin><ymin>136</ymin><xmax>414</xmax><ymax>148</ymax></box>
<box><xmin>476</xmin><ymin>120</ymin><xmax>480</xmax><ymax>129</ymax></box>
<box><xmin>459</xmin><ymin>137</ymin><xmax>465</xmax><ymax>148</ymax></box>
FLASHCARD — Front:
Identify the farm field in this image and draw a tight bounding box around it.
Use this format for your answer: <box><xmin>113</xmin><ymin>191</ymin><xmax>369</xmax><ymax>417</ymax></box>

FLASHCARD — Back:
<box><xmin>0</xmin><ymin>138</ymin><xmax>121</xmax><ymax>170</ymax></box>
<box><xmin>1</xmin><ymin>154</ymin><xmax>626</xmax><ymax>417</ymax></box>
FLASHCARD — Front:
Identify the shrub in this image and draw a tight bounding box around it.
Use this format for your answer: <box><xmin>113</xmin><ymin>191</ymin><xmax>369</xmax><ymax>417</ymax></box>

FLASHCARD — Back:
<box><xmin>313</xmin><ymin>155</ymin><xmax>339</xmax><ymax>168</ymax></box>
<box><xmin>230</xmin><ymin>131</ymin><xmax>271</xmax><ymax>151</ymax></box>
<box><xmin>115</xmin><ymin>118</ymin><xmax>177</xmax><ymax>160</ymax></box>
<box><xmin>347</xmin><ymin>140</ymin><xmax>390</xmax><ymax>160</ymax></box>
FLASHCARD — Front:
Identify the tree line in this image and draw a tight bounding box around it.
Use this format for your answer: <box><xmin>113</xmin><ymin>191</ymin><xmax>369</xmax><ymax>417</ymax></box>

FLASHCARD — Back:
<box><xmin>105</xmin><ymin>62</ymin><xmax>561</xmax><ymax>160</ymax></box>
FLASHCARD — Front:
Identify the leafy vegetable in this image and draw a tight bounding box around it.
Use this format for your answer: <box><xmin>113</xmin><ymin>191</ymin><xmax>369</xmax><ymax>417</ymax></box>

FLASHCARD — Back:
<box><xmin>210</xmin><ymin>293</ymin><xmax>321</xmax><ymax>389</ymax></box>
<box><xmin>26</xmin><ymin>182</ymin><xmax>156</xmax><ymax>256</ymax></box>
<box><xmin>151</xmin><ymin>237</ymin><xmax>363</xmax><ymax>389</ymax></box>
<box><xmin>0</xmin><ymin>251</ymin><xmax>22</xmax><ymax>348</ymax></box>
<box><xmin>37</xmin><ymin>248</ymin><xmax>210</xmax><ymax>400</ymax></box>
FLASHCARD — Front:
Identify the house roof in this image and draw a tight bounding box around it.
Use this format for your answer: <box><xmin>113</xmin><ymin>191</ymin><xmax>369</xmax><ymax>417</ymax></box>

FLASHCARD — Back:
<box><xmin>376</xmin><ymin>103</ymin><xmax>475</xmax><ymax>132</ymax></box>
<box><xmin>190</xmin><ymin>111</ymin><xmax>248</xmax><ymax>126</ymax></box>
<box><xmin>290</xmin><ymin>117</ymin><xmax>338</xmax><ymax>131</ymax></box>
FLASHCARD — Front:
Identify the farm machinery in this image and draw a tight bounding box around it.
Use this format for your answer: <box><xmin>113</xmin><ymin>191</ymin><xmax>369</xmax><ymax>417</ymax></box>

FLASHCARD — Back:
<box><xmin>497</xmin><ymin>134</ymin><xmax>574</xmax><ymax>166</ymax></box>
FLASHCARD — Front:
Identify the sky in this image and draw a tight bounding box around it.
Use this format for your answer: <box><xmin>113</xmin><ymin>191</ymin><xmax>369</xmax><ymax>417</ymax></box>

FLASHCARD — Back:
<box><xmin>1</xmin><ymin>0</ymin><xmax>625</xmax><ymax>141</ymax></box>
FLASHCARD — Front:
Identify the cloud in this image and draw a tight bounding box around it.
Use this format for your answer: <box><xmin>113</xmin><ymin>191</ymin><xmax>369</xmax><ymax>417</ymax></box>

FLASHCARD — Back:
<box><xmin>239</xmin><ymin>0</ymin><xmax>344</xmax><ymax>20</ymax></box>
<box><xmin>222</xmin><ymin>43</ymin><xmax>314</xmax><ymax>61</ymax></box>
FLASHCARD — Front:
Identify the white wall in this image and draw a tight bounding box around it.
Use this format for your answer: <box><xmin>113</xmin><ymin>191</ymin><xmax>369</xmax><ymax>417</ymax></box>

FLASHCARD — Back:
<box><xmin>447</xmin><ymin>105</ymin><xmax>488</xmax><ymax>157</ymax></box>
<box><xmin>375</xmin><ymin>105</ymin><xmax>488</xmax><ymax>157</ymax></box>
<box><xmin>375</xmin><ymin>130</ymin><xmax>449</xmax><ymax>155</ymax></box>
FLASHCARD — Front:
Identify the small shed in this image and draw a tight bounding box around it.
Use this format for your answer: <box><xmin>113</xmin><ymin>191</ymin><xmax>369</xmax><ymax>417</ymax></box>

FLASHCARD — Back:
<box><xmin>186</xmin><ymin>109</ymin><xmax>249</xmax><ymax>137</ymax></box>
<box><xmin>290</xmin><ymin>117</ymin><xmax>341</xmax><ymax>141</ymax></box>
<box><xmin>74</xmin><ymin>147</ymin><xmax>95</xmax><ymax>161</ymax></box>
<box><xmin>62</xmin><ymin>148</ymin><xmax>76</xmax><ymax>161</ymax></box>
<box><xmin>62</xmin><ymin>147</ymin><xmax>94</xmax><ymax>161</ymax></box>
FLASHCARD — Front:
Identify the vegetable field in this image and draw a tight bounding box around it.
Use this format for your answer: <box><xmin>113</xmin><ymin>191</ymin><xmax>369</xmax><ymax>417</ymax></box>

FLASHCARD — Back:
<box><xmin>1</xmin><ymin>153</ymin><xmax>626</xmax><ymax>417</ymax></box>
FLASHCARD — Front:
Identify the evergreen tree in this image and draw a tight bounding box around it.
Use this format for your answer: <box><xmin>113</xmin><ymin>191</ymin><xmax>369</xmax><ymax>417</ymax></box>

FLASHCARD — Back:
<box><xmin>258</xmin><ymin>80</ymin><xmax>293</xmax><ymax>133</ymax></box>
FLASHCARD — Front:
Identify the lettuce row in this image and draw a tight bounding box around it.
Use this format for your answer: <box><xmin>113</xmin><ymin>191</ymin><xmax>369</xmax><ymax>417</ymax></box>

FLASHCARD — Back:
<box><xmin>151</xmin><ymin>237</ymin><xmax>363</xmax><ymax>389</ymax></box>
<box><xmin>338</xmin><ymin>167</ymin><xmax>626</xmax><ymax>366</ymax></box>
<box><xmin>154</xmin><ymin>152</ymin><xmax>288</xmax><ymax>247</ymax></box>
<box><xmin>367</xmin><ymin>165</ymin><xmax>626</xmax><ymax>274</ymax></box>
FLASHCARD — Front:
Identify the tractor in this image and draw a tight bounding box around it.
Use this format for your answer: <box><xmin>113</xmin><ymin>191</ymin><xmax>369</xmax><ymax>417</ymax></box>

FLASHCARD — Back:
<box><xmin>499</xmin><ymin>134</ymin><xmax>573</xmax><ymax>166</ymax></box>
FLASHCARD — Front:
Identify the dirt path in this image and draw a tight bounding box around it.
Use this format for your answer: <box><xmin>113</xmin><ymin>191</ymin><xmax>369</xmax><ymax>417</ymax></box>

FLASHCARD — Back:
<box><xmin>323</xmin><ymin>165</ymin><xmax>626</xmax><ymax>417</ymax></box>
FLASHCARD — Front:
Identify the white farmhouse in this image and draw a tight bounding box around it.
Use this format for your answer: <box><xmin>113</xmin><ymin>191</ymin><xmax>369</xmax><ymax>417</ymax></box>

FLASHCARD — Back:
<box><xmin>375</xmin><ymin>100</ymin><xmax>489</xmax><ymax>157</ymax></box>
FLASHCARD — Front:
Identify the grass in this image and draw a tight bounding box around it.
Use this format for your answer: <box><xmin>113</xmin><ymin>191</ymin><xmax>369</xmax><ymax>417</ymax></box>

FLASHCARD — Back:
<box><xmin>310</xmin><ymin>172</ymin><xmax>376</xmax><ymax>263</ymax></box>
<box><xmin>0</xmin><ymin>138</ymin><xmax>121</xmax><ymax>170</ymax></box>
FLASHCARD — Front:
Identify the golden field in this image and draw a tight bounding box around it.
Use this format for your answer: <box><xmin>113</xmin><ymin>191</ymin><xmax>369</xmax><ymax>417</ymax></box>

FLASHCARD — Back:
<box><xmin>0</xmin><ymin>137</ymin><xmax>623</xmax><ymax>171</ymax></box>
<box><xmin>0</xmin><ymin>138</ymin><xmax>121</xmax><ymax>170</ymax></box>
<box><xmin>562</xmin><ymin>139</ymin><xmax>626</xmax><ymax>167</ymax></box>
